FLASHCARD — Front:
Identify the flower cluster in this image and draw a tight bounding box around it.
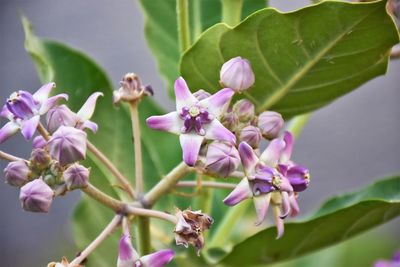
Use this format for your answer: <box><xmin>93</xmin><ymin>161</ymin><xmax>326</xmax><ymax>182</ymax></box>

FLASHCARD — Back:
<box><xmin>1</xmin><ymin>83</ymin><xmax>102</xmax><ymax>213</ymax></box>
<box><xmin>147</xmin><ymin>56</ymin><xmax>310</xmax><ymax>237</ymax></box>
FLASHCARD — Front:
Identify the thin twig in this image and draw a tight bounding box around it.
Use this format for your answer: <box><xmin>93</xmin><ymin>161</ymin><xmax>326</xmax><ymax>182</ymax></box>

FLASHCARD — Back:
<box><xmin>37</xmin><ymin>122</ymin><xmax>50</xmax><ymax>141</ymax></box>
<box><xmin>129</xmin><ymin>101</ymin><xmax>143</xmax><ymax>196</ymax></box>
<box><xmin>0</xmin><ymin>150</ymin><xmax>25</xmax><ymax>162</ymax></box>
<box><xmin>176</xmin><ymin>181</ymin><xmax>236</xmax><ymax>190</ymax></box>
<box><xmin>68</xmin><ymin>215</ymin><xmax>122</xmax><ymax>267</ymax></box>
<box><xmin>82</xmin><ymin>183</ymin><xmax>125</xmax><ymax>212</ymax></box>
<box><xmin>125</xmin><ymin>205</ymin><xmax>177</xmax><ymax>224</ymax></box>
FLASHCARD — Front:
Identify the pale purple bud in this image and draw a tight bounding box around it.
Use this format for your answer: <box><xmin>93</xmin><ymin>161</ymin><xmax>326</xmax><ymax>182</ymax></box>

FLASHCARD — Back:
<box><xmin>48</xmin><ymin>126</ymin><xmax>87</xmax><ymax>166</ymax></box>
<box><xmin>33</xmin><ymin>135</ymin><xmax>47</xmax><ymax>149</ymax></box>
<box><xmin>233</xmin><ymin>99</ymin><xmax>255</xmax><ymax>122</ymax></box>
<box><xmin>205</xmin><ymin>141</ymin><xmax>240</xmax><ymax>177</ymax></box>
<box><xmin>4</xmin><ymin>160</ymin><xmax>30</xmax><ymax>187</ymax></box>
<box><xmin>220</xmin><ymin>56</ymin><xmax>255</xmax><ymax>92</ymax></box>
<box><xmin>239</xmin><ymin>125</ymin><xmax>262</xmax><ymax>148</ymax></box>
<box><xmin>19</xmin><ymin>179</ymin><xmax>54</xmax><ymax>213</ymax></box>
<box><xmin>30</xmin><ymin>148</ymin><xmax>51</xmax><ymax>170</ymax></box>
<box><xmin>258</xmin><ymin>111</ymin><xmax>284</xmax><ymax>139</ymax></box>
<box><xmin>221</xmin><ymin>109</ymin><xmax>239</xmax><ymax>131</ymax></box>
<box><xmin>193</xmin><ymin>89</ymin><xmax>211</xmax><ymax>101</ymax></box>
<box><xmin>63</xmin><ymin>164</ymin><xmax>89</xmax><ymax>190</ymax></box>
<box><xmin>46</xmin><ymin>105</ymin><xmax>78</xmax><ymax>133</ymax></box>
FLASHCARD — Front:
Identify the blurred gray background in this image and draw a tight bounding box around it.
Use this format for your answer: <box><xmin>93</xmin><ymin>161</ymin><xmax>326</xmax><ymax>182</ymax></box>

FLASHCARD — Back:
<box><xmin>0</xmin><ymin>0</ymin><xmax>399</xmax><ymax>266</ymax></box>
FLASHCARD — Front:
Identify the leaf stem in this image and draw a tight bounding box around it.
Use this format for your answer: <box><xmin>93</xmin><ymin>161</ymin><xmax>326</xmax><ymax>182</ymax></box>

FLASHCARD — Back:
<box><xmin>286</xmin><ymin>113</ymin><xmax>311</xmax><ymax>137</ymax></box>
<box><xmin>126</xmin><ymin>206</ymin><xmax>177</xmax><ymax>224</ymax></box>
<box><xmin>69</xmin><ymin>215</ymin><xmax>122</xmax><ymax>266</ymax></box>
<box><xmin>176</xmin><ymin>181</ymin><xmax>236</xmax><ymax>189</ymax></box>
<box><xmin>129</xmin><ymin>101</ymin><xmax>144</xmax><ymax>196</ymax></box>
<box><xmin>177</xmin><ymin>0</ymin><xmax>191</xmax><ymax>53</ymax></box>
<box><xmin>37</xmin><ymin>122</ymin><xmax>50</xmax><ymax>141</ymax></box>
<box><xmin>142</xmin><ymin>161</ymin><xmax>190</xmax><ymax>207</ymax></box>
<box><xmin>0</xmin><ymin>150</ymin><xmax>25</xmax><ymax>162</ymax></box>
<box><xmin>82</xmin><ymin>183</ymin><xmax>126</xmax><ymax>212</ymax></box>
<box><xmin>221</xmin><ymin>0</ymin><xmax>244</xmax><ymax>26</ymax></box>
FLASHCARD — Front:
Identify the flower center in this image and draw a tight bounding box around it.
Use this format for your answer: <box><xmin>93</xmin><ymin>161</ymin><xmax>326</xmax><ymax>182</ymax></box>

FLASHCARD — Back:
<box><xmin>6</xmin><ymin>91</ymin><xmax>37</xmax><ymax>119</ymax></box>
<box><xmin>179</xmin><ymin>106</ymin><xmax>213</xmax><ymax>136</ymax></box>
<box><xmin>271</xmin><ymin>175</ymin><xmax>282</xmax><ymax>189</ymax></box>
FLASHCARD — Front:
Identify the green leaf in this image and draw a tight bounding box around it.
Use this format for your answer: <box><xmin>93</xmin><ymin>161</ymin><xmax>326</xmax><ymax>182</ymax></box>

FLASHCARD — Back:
<box><xmin>22</xmin><ymin>17</ymin><xmax>182</xmax><ymax>266</ymax></box>
<box><xmin>180</xmin><ymin>1</ymin><xmax>399</xmax><ymax>118</ymax></box>
<box><xmin>211</xmin><ymin>175</ymin><xmax>400</xmax><ymax>266</ymax></box>
<box><xmin>139</xmin><ymin>0</ymin><xmax>267</xmax><ymax>96</ymax></box>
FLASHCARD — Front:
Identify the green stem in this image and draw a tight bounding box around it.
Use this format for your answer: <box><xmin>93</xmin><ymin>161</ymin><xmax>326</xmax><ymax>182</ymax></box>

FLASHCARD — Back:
<box><xmin>192</xmin><ymin>0</ymin><xmax>202</xmax><ymax>40</ymax></box>
<box><xmin>137</xmin><ymin>217</ymin><xmax>151</xmax><ymax>255</ymax></box>
<box><xmin>129</xmin><ymin>101</ymin><xmax>144</xmax><ymax>196</ymax></box>
<box><xmin>221</xmin><ymin>0</ymin><xmax>244</xmax><ymax>26</ymax></box>
<box><xmin>177</xmin><ymin>0</ymin><xmax>191</xmax><ymax>53</ymax></box>
<box><xmin>286</xmin><ymin>113</ymin><xmax>311</xmax><ymax>137</ymax></box>
<box><xmin>82</xmin><ymin>183</ymin><xmax>126</xmax><ymax>212</ymax></box>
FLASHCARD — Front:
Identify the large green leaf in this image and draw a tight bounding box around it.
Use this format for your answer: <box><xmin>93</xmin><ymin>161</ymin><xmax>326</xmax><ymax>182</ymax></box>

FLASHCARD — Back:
<box><xmin>180</xmin><ymin>1</ymin><xmax>399</xmax><ymax>118</ymax></box>
<box><xmin>210</xmin><ymin>176</ymin><xmax>400</xmax><ymax>266</ymax></box>
<box><xmin>22</xmin><ymin>17</ymin><xmax>182</xmax><ymax>266</ymax></box>
<box><xmin>139</xmin><ymin>0</ymin><xmax>267</xmax><ymax>96</ymax></box>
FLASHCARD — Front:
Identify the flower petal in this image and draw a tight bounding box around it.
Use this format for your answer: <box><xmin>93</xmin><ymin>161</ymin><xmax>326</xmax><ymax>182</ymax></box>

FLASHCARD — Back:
<box><xmin>273</xmin><ymin>205</ymin><xmax>285</xmax><ymax>239</ymax></box>
<box><xmin>238</xmin><ymin>142</ymin><xmax>259</xmax><ymax>176</ymax></box>
<box><xmin>146</xmin><ymin>111</ymin><xmax>182</xmax><ymax>135</ymax></box>
<box><xmin>198</xmin><ymin>88</ymin><xmax>234</xmax><ymax>118</ymax></box>
<box><xmin>281</xmin><ymin>131</ymin><xmax>294</xmax><ymax>163</ymax></box>
<box><xmin>174</xmin><ymin>77</ymin><xmax>197</xmax><ymax>111</ymax></box>
<box><xmin>1</xmin><ymin>104</ymin><xmax>13</xmax><ymax>119</ymax></box>
<box><xmin>39</xmin><ymin>94</ymin><xmax>69</xmax><ymax>115</ymax></box>
<box><xmin>139</xmin><ymin>249</ymin><xmax>175</xmax><ymax>267</ymax></box>
<box><xmin>32</xmin><ymin>82</ymin><xmax>56</xmax><ymax>104</ymax></box>
<box><xmin>0</xmin><ymin>121</ymin><xmax>19</xmax><ymax>143</ymax></box>
<box><xmin>204</xmin><ymin>119</ymin><xmax>236</xmax><ymax>144</ymax></box>
<box><xmin>253</xmin><ymin>194</ymin><xmax>271</xmax><ymax>226</ymax></box>
<box><xmin>21</xmin><ymin>115</ymin><xmax>40</xmax><ymax>140</ymax></box>
<box><xmin>223</xmin><ymin>178</ymin><xmax>253</xmax><ymax>206</ymax></box>
<box><xmin>259</xmin><ymin>138</ymin><xmax>285</xmax><ymax>167</ymax></box>
<box><xmin>77</xmin><ymin>92</ymin><xmax>103</xmax><ymax>120</ymax></box>
<box><xmin>179</xmin><ymin>133</ymin><xmax>204</xmax><ymax>166</ymax></box>
<box><xmin>289</xmin><ymin>194</ymin><xmax>300</xmax><ymax>217</ymax></box>
<box><xmin>117</xmin><ymin>234</ymin><xmax>139</xmax><ymax>267</ymax></box>
<box><xmin>279</xmin><ymin>191</ymin><xmax>291</xmax><ymax>219</ymax></box>
<box><xmin>80</xmin><ymin>120</ymin><xmax>98</xmax><ymax>133</ymax></box>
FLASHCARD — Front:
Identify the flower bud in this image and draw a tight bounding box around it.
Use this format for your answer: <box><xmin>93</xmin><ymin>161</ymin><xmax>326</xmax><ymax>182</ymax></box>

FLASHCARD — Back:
<box><xmin>233</xmin><ymin>99</ymin><xmax>255</xmax><ymax>122</ymax></box>
<box><xmin>193</xmin><ymin>89</ymin><xmax>211</xmax><ymax>101</ymax></box>
<box><xmin>221</xmin><ymin>109</ymin><xmax>239</xmax><ymax>132</ymax></box>
<box><xmin>48</xmin><ymin>126</ymin><xmax>87</xmax><ymax>166</ymax></box>
<box><xmin>174</xmin><ymin>208</ymin><xmax>213</xmax><ymax>256</ymax></box>
<box><xmin>258</xmin><ymin>111</ymin><xmax>284</xmax><ymax>139</ymax></box>
<box><xmin>239</xmin><ymin>125</ymin><xmax>262</xmax><ymax>148</ymax></box>
<box><xmin>4</xmin><ymin>160</ymin><xmax>30</xmax><ymax>187</ymax></box>
<box><xmin>220</xmin><ymin>57</ymin><xmax>255</xmax><ymax>92</ymax></box>
<box><xmin>113</xmin><ymin>73</ymin><xmax>150</xmax><ymax>105</ymax></box>
<box><xmin>46</xmin><ymin>105</ymin><xmax>78</xmax><ymax>133</ymax></box>
<box><xmin>63</xmin><ymin>164</ymin><xmax>89</xmax><ymax>190</ymax></box>
<box><xmin>19</xmin><ymin>179</ymin><xmax>54</xmax><ymax>213</ymax></box>
<box><xmin>205</xmin><ymin>141</ymin><xmax>240</xmax><ymax>177</ymax></box>
<box><xmin>33</xmin><ymin>136</ymin><xmax>47</xmax><ymax>149</ymax></box>
<box><xmin>30</xmin><ymin>148</ymin><xmax>51</xmax><ymax>170</ymax></box>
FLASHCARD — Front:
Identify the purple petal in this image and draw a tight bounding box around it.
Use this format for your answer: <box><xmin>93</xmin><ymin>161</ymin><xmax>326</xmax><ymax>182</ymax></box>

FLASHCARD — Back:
<box><xmin>1</xmin><ymin>104</ymin><xmax>13</xmax><ymax>119</ymax></box>
<box><xmin>32</xmin><ymin>135</ymin><xmax>47</xmax><ymax>149</ymax></box>
<box><xmin>21</xmin><ymin>115</ymin><xmax>40</xmax><ymax>140</ymax></box>
<box><xmin>373</xmin><ymin>261</ymin><xmax>394</xmax><ymax>267</ymax></box>
<box><xmin>80</xmin><ymin>120</ymin><xmax>98</xmax><ymax>133</ymax></box>
<box><xmin>139</xmin><ymin>249</ymin><xmax>175</xmax><ymax>267</ymax></box>
<box><xmin>0</xmin><ymin>121</ymin><xmax>19</xmax><ymax>143</ymax></box>
<box><xmin>287</xmin><ymin>165</ymin><xmax>310</xmax><ymax>192</ymax></box>
<box><xmin>77</xmin><ymin>92</ymin><xmax>103</xmax><ymax>120</ymax></box>
<box><xmin>253</xmin><ymin>194</ymin><xmax>271</xmax><ymax>225</ymax></box>
<box><xmin>273</xmin><ymin>206</ymin><xmax>285</xmax><ymax>239</ymax></box>
<box><xmin>279</xmin><ymin>176</ymin><xmax>294</xmax><ymax>193</ymax></box>
<box><xmin>289</xmin><ymin>194</ymin><xmax>300</xmax><ymax>217</ymax></box>
<box><xmin>223</xmin><ymin>178</ymin><xmax>253</xmax><ymax>206</ymax></box>
<box><xmin>281</xmin><ymin>131</ymin><xmax>294</xmax><ymax>163</ymax></box>
<box><xmin>179</xmin><ymin>133</ymin><xmax>204</xmax><ymax>166</ymax></box>
<box><xmin>118</xmin><ymin>234</ymin><xmax>139</xmax><ymax>267</ymax></box>
<box><xmin>174</xmin><ymin>77</ymin><xmax>197</xmax><ymax>111</ymax></box>
<box><xmin>238</xmin><ymin>142</ymin><xmax>259</xmax><ymax>175</ymax></box>
<box><xmin>32</xmin><ymin>82</ymin><xmax>56</xmax><ymax>104</ymax></box>
<box><xmin>204</xmin><ymin>119</ymin><xmax>236</xmax><ymax>144</ymax></box>
<box><xmin>260</xmin><ymin>138</ymin><xmax>285</xmax><ymax>167</ymax></box>
<box><xmin>280</xmin><ymin>191</ymin><xmax>291</xmax><ymax>219</ymax></box>
<box><xmin>39</xmin><ymin>93</ymin><xmax>68</xmax><ymax>115</ymax></box>
<box><xmin>198</xmin><ymin>88</ymin><xmax>234</xmax><ymax>118</ymax></box>
<box><xmin>146</xmin><ymin>111</ymin><xmax>182</xmax><ymax>135</ymax></box>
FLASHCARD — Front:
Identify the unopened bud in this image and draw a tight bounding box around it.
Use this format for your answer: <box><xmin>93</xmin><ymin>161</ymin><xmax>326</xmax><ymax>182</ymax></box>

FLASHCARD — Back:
<box><xmin>233</xmin><ymin>99</ymin><xmax>255</xmax><ymax>122</ymax></box>
<box><xmin>46</xmin><ymin>105</ymin><xmax>78</xmax><ymax>133</ymax></box>
<box><xmin>205</xmin><ymin>141</ymin><xmax>240</xmax><ymax>177</ymax></box>
<box><xmin>30</xmin><ymin>148</ymin><xmax>51</xmax><ymax>170</ymax></box>
<box><xmin>48</xmin><ymin>126</ymin><xmax>87</xmax><ymax>166</ymax></box>
<box><xmin>32</xmin><ymin>136</ymin><xmax>47</xmax><ymax>149</ymax></box>
<box><xmin>63</xmin><ymin>164</ymin><xmax>89</xmax><ymax>190</ymax></box>
<box><xmin>193</xmin><ymin>89</ymin><xmax>211</xmax><ymax>101</ymax></box>
<box><xmin>4</xmin><ymin>160</ymin><xmax>30</xmax><ymax>187</ymax></box>
<box><xmin>220</xmin><ymin>57</ymin><xmax>255</xmax><ymax>92</ymax></box>
<box><xmin>19</xmin><ymin>179</ymin><xmax>54</xmax><ymax>213</ymax></box>
<box><xmin>257</xmin><ymin>111</ymin><xmax>284</xmax><ymax>139</ymax></box>
<box><xmin>239</xmin><ymin>125</ymin><xmax>262</xmax><ymax>148</ymax></box>
<box><xmin>221</xmin><ymin>109</ymin><xmax>239</xmax><ymax>132</ymax></box>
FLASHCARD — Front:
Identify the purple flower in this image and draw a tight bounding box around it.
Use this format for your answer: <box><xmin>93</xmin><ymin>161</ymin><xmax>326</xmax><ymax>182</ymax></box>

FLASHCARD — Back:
<box><xmin>374</xmin><ymin>250</ymin><xmax>400</xmax><ymax>267</ymax></box>
<box><xmin>205</xmin><ymin>141</ymin><xmax>240</xmax><ymax>177</ymax></box>
<box><xmin>257</xmin><ymin>111</ymin><xmax>284</xmax><ymax>140</ymax></box>
<box><xmin>48</xmin><ymin>126</ymin><xmax>87</xmax><ymax>166</ymax></box>
<box><xmin>46</xmin><ymin>92</ymin><xmax>103</xmax><ymax>133</ymax></box>
<box><xmin>220</xmin><ymin>57</ymin><xmax>255</xmax><ymax>92</ymax></box>
<box><xmin>4</xmin><ymin>160</ymin><xmax>30</xmax><ymax>187</ymax></box>
<box><xmin>117</xmin><ymin>234</ymin><xmax>174</xmax><ymax>267</ymax></box>
<box><xmin>19</xmin><ymin>179</ymin><xmax>54</xmax><ymax>213</ymax></box>
<box><xmin>63</xmin><ymin>163</ymin><xmax>89</xmax><ymax>190</ymax></box>
<box><xmin>147</xmin><ymin>77</ymin><xmax>236</xmax><ymax>166</ymax></box>
<box><xmin>0</xmin><ymin>83</ymin><xmax>67</xmax><ymax>143</ymax></box>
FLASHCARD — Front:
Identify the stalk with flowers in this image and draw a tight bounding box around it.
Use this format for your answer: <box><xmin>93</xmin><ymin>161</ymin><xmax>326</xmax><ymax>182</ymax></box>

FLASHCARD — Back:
<box><xmin>1</xmin><ymin>0</ymin><xmax>400</xmax><ymax>266</ymax></box>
